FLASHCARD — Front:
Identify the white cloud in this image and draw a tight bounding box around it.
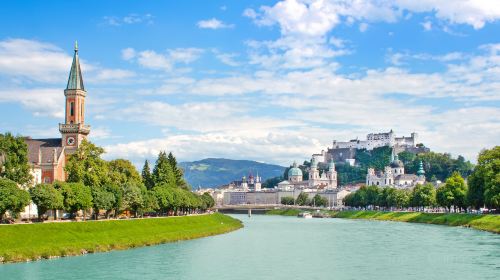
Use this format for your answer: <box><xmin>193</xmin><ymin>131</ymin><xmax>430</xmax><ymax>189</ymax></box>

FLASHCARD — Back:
<box><xmin>0</xmin><ymin>88</ymin><xmax>63</xmax><ymax>118</ymax></box>
<box><xmin>121</xmin><ymin>48</ymin><xmax>136</xmax><ymax>60</ymax></box>
<box><xmin>0</xmin><ymin>39</ymin><xmax>71</xmax><ymax>83</ymax></box>
<box><xmin>91</xmin><ymin>69</ymin><xmax>136</xmax><ymax>83</ymax></box>
<box><xmin>213</xmin><ymin>51</ymin><xmax>240</xmax><ymax>66</ymax></box>
<box><xmin>123</xmin><ymin>47</ymin><xmax>204</xmax><ymax>71</ymax></box>
<box><xmin>167</xmin><ymin>48</ymin><xmax>204</xmax><ymax>64</ymax></box>
<box><xmin>359</xmin><ymin>22</ymin><xmax>368</xmax><ymax>32</ymax></box>
<box><xmin>197</xmin><ymin>18</ymin><xmax>234</xmax><ymax>29</ymax></box>
<box><xmin>103</xmin><ymin>14</ymin><xmax>154</xmax><ymax>26</ymax></box>
<box><xmin>421</xmin><ymin>20</ymin><xmax>432</xmax><ymax>31</ymax></box>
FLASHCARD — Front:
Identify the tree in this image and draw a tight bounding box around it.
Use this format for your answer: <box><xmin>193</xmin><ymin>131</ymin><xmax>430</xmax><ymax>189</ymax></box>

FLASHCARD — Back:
<box><xmin>436</xmin><ymin>184</ymin><xmax>454</xmax><ymax>212</ymax></box>
<box><xmin>403</xmin><ymin>152</ymin><xmax>474</xmax><ymax>182</ymax></box>
<box><xmin>108</xmin><ymin>159</ymin><xmax>142</xmax><ymax>186</ymax></box>
<box><xmin>201</xmin><ymin>192</ymin><xmax>215</xmax><ymax>210</ymax></box>
<box><xmin>281</xmin><ymin>196</ymin><xmax>294</xmax><ymax>205</ymax></box>
<box><xmin>468</xmin><ymin>146</ymin><xmax>500</xmax><ymax>210</ymax></box>
<box><xmin>411</xmin><ymin>183</ymin><xmax>436</xmax><ymax>210</ymax></box>
<box><xmin>91</xmin><ymin>187</ymin><xmax>116</xmax><ymax>219</ymax></box>
<box><xmin>311</xmin><ymin>194</ymin><xmax>328</xmax><ymax>207</ymax></box>
<box><xmin>122</xmin><ymin>182</ymin><xmax>144</xmax><ymax>217</ymax></box>
<box><xmin>378</xmin><ymin>187</ymin><xmax>396</xmax><ymax>208</ymax></box>
<box><xmin>152</xmin><ymin>184</ymin><xmax>174</xmax><ymax>215</ymax></box>
<box><xmin>167</xmin><ymin>152</ymin><xmax>188</xmax><ymax>189</ymax></box>
<box><xmin>295</xmin><ymin>192</ymin><xmax>309</xmax><ymax>206</ymax></box>
<box><xmin>141</xmin><ymin>160</ymin><xmax>154</xmax><ymax>190</ymax></box>
<box><xmin>365</xmin><ymin>185</ymin><xmax>380</xmax><ymax>207</ymax></box>
<box><xmin>65</xmin><ymin>140</ymin><xmax>109</xmax><ymax>188</ymax></box>
<box><xmin>152</xmin><ymin>151</ymin><xmax>176</xmax><ymax>187</ymax></box>
<box><xmin>263</xmin><ymin>176</ymin><xmax>284</xmax><ymax>189</ymax></box>
<box><xmin>29</xmin><ymin>183</ymin><xmax>64</xmax><ymax>220</ymax></box>
<box><xmin>439</xmin><ymin>172</ymin><xmax>467</xmax><ymax>212</ymax></box>
<box><xmin>142</xmin><ymin>190</ymin><xmax>159</xmax><ymax>213</ymax></box>
<box><xmin>0</xmin><ymin>133</ymin><xmax>32</xmax><ymax>186</ymax></box>
<box><xmin>0</xmin><ymin>178</ymin><xmax>30</xmax><ymax>220</ymax></box>
<box><xmin>57</xmin><ymin>182</ymin><xmax>93</xmax><ymax>219</ymax></box>
<box><xmin>392</xmin><ymin>189</ymin><xmax>410</xmax><ymax>208</ymax></box>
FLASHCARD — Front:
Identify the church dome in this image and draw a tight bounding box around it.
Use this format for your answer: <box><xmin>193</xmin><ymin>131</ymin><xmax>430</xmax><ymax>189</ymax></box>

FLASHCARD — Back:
<box><xmin>288</xmin><ymin>162</ymin><xmax>303</xmax><ymax>178</ymax></box>
<box><xmin>390</xmin><ymin>159</ymin><xmax>404</xmax><ymax>168</ymax></box>
<box><xmin>390</xmin><ymin>153</ymin><xmax>404</xmax><ymax>168</ymax></box>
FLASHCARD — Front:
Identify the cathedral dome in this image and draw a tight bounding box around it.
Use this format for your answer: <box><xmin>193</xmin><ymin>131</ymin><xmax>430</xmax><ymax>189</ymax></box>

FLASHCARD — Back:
<box><xmin>288</xmin><ymin>162</ymin><xmax>303</xmax><ymax>178</ymax></box>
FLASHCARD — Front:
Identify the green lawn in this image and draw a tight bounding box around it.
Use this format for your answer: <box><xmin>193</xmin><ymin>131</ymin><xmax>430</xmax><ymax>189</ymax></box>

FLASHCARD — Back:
<box><xmin>0</xmin><ymin>213</ymin><xmax>242</xmax><ymax>263</ymax></box>
<box><xmin>266</xmin><ymin>209</ymin><xmax>500</xmax><ymax>234</ymax></box>
<box><xmin>330</xmin><ymin>211</ymin><xmax>500</xmax><ymax>233</ymax></box>
<box><xmin>265</xmin><ymin>208</ymin><xmax>302</xmax><ymax>216</ymax></box>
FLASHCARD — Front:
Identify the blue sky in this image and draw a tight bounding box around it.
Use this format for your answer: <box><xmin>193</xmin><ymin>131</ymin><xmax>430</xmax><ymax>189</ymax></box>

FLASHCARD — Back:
<box><xmin>0</xmin><ymin>0</ymin><xmax>499</xmax><ymax>166</ymax></box>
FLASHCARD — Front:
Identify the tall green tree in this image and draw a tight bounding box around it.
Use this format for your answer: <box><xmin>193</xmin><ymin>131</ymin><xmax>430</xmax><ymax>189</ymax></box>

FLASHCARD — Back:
<box><xmin>65</xmin><ymin>140</ymin><xmax>109</xmax><ymax>188</ymax></box>
<box><xmin>201</xmin><ymin>192</ymin><xmax>215</xmax><ymax>209</ymax></box>
<box><xmin>57</xmin><ymin>182</ymin><xmax>93</xmax><ymax>219</ymax></box>
<box><xmin>152</xmin><ymin>184</ymin><xmax>174</xmax><ymax>214</ymax></box>
<box><xmin>411</xmin><ymin>183</ymin><xmax>436</xmax><ymax>210</ymax></box>
<box><xmin>468</xmin><ymin>146</ymin><xmax>499</xmax><ymax>210</ymax></box>
<box><xmin>141</xmin><ymin>160</ymin><xmax>154</xmax><ymax>190</ymax></box>
<box><xmin>108</xmin><ymin>159</ymin><xmax>142</xmax><ymax>186</ymax></box>
<box><xmin>0</xmin><ymin>133</ymin><xmax>32</xmax><ymax>186</ymax></box>
<box><xmin>91</xmin><ymin>187</ymin><xmax>116</xmax><ymax>219</ymax></box>
<box><xmin>311</xmin><ymin>194</ymin><xmax>328</xmax><ymax>207</ymax></box>
<box><xmin>442</xmin><ymin>172</ymin><xmax>467</xmax><ymax>212</ymax></box>
<box><xmin>295</xmin><ymin>192</ymin><xmax>309</xmax><ymax>206</ymax></box>
<box><xmin>167</xmin><ymin>152</ymin><xmax>188</xmax><ymax>189</ymax></box>
<box><xmin>152</xmin><ymin>151</ymin><xmax>176</xmax><ymax>187</ymax></box>
<box><xmin>0</xmin><ymin>178</ymin><xmax>30</xmax><ymax>220</ymax></box>
<box><xmin>29</xmin><ymin>183</ymin><xmax>64</xmax><ymax>220</ymax></box>
<box><xmin>122</xmin><ymin>182</ymin><xmax>144</xmax><ymax>217</ymax></box>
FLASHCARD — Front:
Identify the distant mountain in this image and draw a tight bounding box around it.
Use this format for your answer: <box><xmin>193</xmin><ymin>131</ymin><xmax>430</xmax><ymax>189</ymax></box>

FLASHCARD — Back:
<box><xmin>179</xmin><ymin>158</ymin><xmax>286</xmax><ymax>188</ymax></box>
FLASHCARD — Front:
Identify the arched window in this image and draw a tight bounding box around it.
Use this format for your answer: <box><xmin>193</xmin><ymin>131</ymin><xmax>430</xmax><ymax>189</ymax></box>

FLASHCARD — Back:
<box><xmin>70</xmin><ymin>102</ymin><xmax>74</xmax><ymax>116</ymax></box>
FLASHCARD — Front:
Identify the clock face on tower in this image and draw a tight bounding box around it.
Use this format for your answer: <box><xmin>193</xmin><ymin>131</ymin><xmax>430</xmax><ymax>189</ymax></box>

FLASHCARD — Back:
<box><xmin>66</xmin><ymin>136</ymin><xmax>76</xmax><ymax>146</ymax></box>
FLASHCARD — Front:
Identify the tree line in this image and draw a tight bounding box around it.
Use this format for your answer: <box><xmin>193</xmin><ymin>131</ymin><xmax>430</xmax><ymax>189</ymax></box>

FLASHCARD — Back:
<box><xmin>281</xmin><ymin>193</ymin><xmax>329</xmax><ymax>207</ymax></box>
<box><xmin>343</xmin><ymin>146</ymin><xmax>499</xmax><ymax>212</ymax></box>
<box><xmin>0</xmin><ymin>135</ymin><xmax>214</xmax><ymax>222</ymax></box>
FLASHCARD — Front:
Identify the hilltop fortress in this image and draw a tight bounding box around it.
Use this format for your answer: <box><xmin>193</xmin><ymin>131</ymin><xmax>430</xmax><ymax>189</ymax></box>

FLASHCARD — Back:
<box><xmin>313</xmin><ymin>130</ymin><xmax>429</xmax><ymax>166</ymax></box>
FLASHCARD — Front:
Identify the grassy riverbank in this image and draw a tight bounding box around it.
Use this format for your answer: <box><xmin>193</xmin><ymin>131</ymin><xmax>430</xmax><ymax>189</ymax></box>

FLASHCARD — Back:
<box><xmin>0</xmin><ymin>213</ymin><xmax>242</xmax><ymax>263</ymax></box>
<box><xmin>266</xmin><ymin>209</ymin><xmax>500</xmax><ymax>234</ymax></box>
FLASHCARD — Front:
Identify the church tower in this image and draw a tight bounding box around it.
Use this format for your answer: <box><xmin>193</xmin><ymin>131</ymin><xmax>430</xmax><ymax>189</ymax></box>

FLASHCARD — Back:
<box><xmin>59</xmin><ymin>41</ymin><xmax>90</xmax><ymax>154</ymax></box>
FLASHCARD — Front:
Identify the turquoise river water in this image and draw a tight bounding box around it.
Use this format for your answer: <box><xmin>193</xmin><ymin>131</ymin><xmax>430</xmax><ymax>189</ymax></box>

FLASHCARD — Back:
<box><xmin>1</xmin><ymin>214</ymin><xmax>499</xmax><ymax>280</ymax></box>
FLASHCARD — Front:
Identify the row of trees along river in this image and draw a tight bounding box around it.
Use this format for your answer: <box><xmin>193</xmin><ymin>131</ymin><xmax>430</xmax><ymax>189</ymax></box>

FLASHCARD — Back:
<box><xmin>0</xmin><ymin>132</ymin><xmax>214</xmax><ymax>222</ymax></box>
<box><xmin>343</xmin><ymin>146</ymin><xmax>499</xmax><ymax>212</ymax></box>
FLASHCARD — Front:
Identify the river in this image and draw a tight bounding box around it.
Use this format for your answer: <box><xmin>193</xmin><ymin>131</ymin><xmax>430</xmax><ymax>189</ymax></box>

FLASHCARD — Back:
<box><xmin>1</xmin><ymin>214</ymin><xmax>499</xmax><ymax>280</ymax></box>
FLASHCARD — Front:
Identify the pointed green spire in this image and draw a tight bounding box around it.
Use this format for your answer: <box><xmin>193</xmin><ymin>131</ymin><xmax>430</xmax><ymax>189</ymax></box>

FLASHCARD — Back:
<box><xmin>66</xmin><ymin>41</ymin><xmax>84</xmax><ymax>90</ymax></box>
<box><xmin>417</xmin><ymin>160</ymin><xmax>425</xmax><ymax>176</ymax></box>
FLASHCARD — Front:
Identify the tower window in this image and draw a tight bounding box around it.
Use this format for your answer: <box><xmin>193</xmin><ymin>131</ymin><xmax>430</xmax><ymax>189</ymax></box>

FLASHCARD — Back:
<box><xmin>70</xmin><ymin>102</ymin><xmax>74</xmax><ymax>116</ymax></box>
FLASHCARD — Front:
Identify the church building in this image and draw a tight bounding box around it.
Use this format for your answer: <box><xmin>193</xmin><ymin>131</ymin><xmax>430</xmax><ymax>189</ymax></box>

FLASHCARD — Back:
<box><xmin>24</xmin><ymin>42</ymin><xmax>90</xmax><ymax>184</ymax></box>
<box><xmin>365</xmin><ymin>150</ymin><xmax>425</xmax><ymax>189</ymax></box>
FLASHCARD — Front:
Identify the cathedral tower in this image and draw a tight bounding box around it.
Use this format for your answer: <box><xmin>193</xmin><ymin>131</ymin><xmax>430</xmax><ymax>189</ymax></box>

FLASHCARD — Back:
<box><xmin>59</xmin><ymin>42</ymin><xmax>90</xmax><ymax>154</ymax></box>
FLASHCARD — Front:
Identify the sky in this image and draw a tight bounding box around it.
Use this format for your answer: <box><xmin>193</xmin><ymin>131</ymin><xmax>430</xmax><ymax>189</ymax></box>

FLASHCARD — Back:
<box><xmin>0</xmin><ymin>0</ymin><xmax>499</xmax><ymax>167</ymax></box>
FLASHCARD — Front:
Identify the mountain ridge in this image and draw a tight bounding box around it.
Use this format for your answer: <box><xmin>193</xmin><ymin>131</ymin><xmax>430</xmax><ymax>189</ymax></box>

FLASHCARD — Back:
<box><xmin>180</xmin><ymin>158</ymin><xmax>286</xmax><ymax>188</ymax></box>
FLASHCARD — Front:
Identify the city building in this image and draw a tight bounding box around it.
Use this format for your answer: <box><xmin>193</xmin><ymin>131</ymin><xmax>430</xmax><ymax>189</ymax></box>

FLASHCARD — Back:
<box><xmin>24</xmin><ymin>42</ymin><xmax>90</xmax><ymax>184</ymax></box>
<box><xmin>366</xmin><ymin>151</ymin><xmax>426</xmax><ymax>189</ymax></box>
<box><xmin>277</xmin><ymin>158</ymin><xmax>337</xmax><ymax>191</ymax></box>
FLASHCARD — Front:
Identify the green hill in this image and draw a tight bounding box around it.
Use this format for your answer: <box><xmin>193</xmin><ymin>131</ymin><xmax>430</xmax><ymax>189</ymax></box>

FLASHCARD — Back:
<box><xmin>179</xmin><ymin>158</ymin><xmax>286</xmax><ymax>188</ymax></box>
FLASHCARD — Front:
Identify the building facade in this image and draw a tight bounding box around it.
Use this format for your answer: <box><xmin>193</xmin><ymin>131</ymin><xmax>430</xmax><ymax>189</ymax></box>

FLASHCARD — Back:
<box><xmin>366</xmin><ymin>153</ymin><xmax>426</xmax><ymax>189</ymax></box>
<box><xmin>24</xmin><ymin>43</ymin><xmax>90</xmax><ymax>184</ymax></box>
